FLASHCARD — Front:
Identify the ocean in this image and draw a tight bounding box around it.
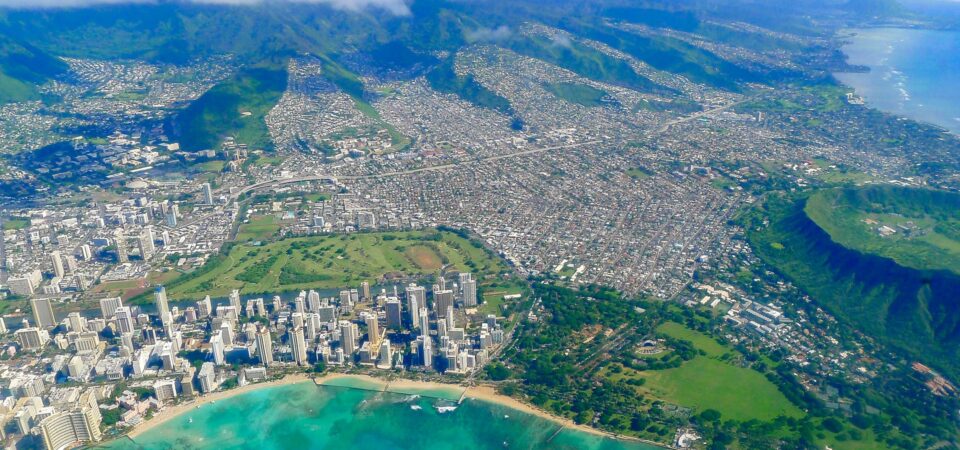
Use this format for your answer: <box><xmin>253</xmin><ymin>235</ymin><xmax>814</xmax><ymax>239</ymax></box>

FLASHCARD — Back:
<box><xmin>834</xmin><ymin>27</ymin><xmax>960</xmax><ymax>134</ymax></box>
<box><xmin>93</xmin><ymin>382</ymin><xmax>661</xmax><ymax>450</ymax></box>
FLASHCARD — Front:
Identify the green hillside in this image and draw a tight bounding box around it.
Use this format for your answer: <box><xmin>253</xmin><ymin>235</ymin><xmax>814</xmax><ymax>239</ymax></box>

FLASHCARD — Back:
<box><xmin>426</xmin><ymin>57</ymin><xmax>514</xmax><ymax>115</ymax></box>
<box><xmin>170</xmin><ymin>64</ymin><xmax>287</xmax><ymax>151</ymax></box>
<box><xmin>504</xmin><ymin>34</ymin><xmax>671</xmax><ymax>94</ymax></box>
<box><xmin>0</xmin><ymin>37</ymin><xmax>68</xmax><ymax>103</ymax></box>
<box><xmin>745</xmin><ymin>190</ymin><xmax>960</xmax><ymax>379</ymax></box>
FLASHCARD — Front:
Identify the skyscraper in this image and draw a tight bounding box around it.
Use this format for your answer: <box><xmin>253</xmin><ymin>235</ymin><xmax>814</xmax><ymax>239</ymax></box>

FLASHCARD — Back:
<box><xmin>139</xmin><ymin>226</ymin><xmax>155</xmax><ymax>259</ymax></box>
<box><xmin>463</xmin><ymin>278</ymin><xmax>477</xmax><ymax>307</ymax></box>
<box><xmin>289</xmin><ymin>326</ymin><xmax>308</xmax><ymax>366</ymax></box>
<box><xmin>378</xmin><ymin>338</ymin><xmax>392</xmax><ymax>369</ymax></box>
<box><xmin>114</xmin><ymin>230</ymin><xmax>128</xmax><ymax>263</ymax></box>
<box><xmin>360</xmin><ymin>281</ymin><xmax>371</xmax><ymax>301</ymax></box>
<box><xmin>339</xmin><ymin>320</ymin><xmax>358</xmax><ymax>355</ymax></box>
<box><xmin>229</xmin><ymin>289</ymin><xmax>241</xmax><ymax>312</ymax></box>
<box><xmin>385</xmin><ymin>298</ymin><xmax>402</xmax><ymax>329</ymax></box>
<box><xmin>115</xmin><ymin>307</ymin><xmax>135</xmax><ymax>334</ymax></box>
<box><xmin>202</xmin><ymin>182</ymin><xmax>214</xmax><ymax>205</ymax></box>
<box><xmin>365</xmin><ymin>314</ymin><xmax>380</xmax><ymax>346</ymax></box>
<box><xmin>30</xmin><ymin>297</ymin><xmax>56</xmax><ymax>329</ymax></box>
<box><xmin>50</xmin><ymin>251</ymin><xmax>65</xmax><ymax>279</ymax></box>
<box><xmin>99</xmin><ymin>297</ymin><xmax>123</xmax><ymax>320</ymax></box>
<box><xmin>255</xmin><ymin>325</ymin><xmax>273</xmax><ymax>366</ymax></box>
<box><xmin>166</xmin><ymin>203</ymin><xmax>179</xmax><ymax>227</ymax></box>
<box><xmin>210</xmin><ymin>334</ymin><xmax>225</xmax><ymax>366</ymax></box>
<box><xmin>434</xmin><ymin>289</ymin><xmax>454</xmax><ymax>316</ymax></box>
<box><xmin>155</xmin><ymin>286</ymin><xmax>170</xmax><ymax>321</ymax></box>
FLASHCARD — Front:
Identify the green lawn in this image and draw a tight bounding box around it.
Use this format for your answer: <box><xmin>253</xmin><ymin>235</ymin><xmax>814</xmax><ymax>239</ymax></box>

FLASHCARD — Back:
<box><xmin>2</xmin><ymin>217</ymin><xmax>30</xmax><ymax>230</ymax></box>
<box><xmin>609</xmin><ymin>322</ymin><xmax>803</xmax><ymax>422</ymax></box>
<box><xmin>236</xmin><ymin>215</ymin><xmax>281</xmax><ymax>242</ymax></box>
<box><xmin>166</xmin><ymin>230</ymin><xmax>510</xmax><ymax>300</ymax></box>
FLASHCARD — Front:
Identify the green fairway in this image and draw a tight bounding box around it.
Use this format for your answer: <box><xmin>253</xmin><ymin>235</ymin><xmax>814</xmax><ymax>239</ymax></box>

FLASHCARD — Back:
<box><xmin>166</xmin><ymin>230</ymin><xmax>510</xmax><ymax>299</ymax></box>
<box><xmin>609</xmin><ymin>322</ymin><xmax>803</xmax><ymax>422</ymax></box>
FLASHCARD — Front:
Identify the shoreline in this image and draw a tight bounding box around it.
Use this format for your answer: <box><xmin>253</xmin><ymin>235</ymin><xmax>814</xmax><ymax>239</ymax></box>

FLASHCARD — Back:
<box><xmin>122</xmin><ymin>372</ymin><xmax>671</xmax><ymax>449</ymax></box>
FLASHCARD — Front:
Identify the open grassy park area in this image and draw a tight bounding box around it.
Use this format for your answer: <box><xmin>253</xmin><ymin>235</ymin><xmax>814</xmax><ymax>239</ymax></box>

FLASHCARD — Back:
<box><xmin>604</xmin><ymin>321</ymin><xmax>803</xmax><ymax>422</ymax></box>
<box><xmin>165</xmin><ymin>230</ymin><xmax>510</xmax><ymax>300</ymax></box>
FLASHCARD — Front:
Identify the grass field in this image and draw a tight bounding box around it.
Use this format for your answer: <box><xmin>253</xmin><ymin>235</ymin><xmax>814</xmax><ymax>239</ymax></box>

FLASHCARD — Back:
<box><xmin>2</xmin><ymin>217</ymin><xmax>30</xmax><ymax>230</ymax></box>
<box><xmin>607</xmin><ymin>322</ymin><xmax>802</xmax><ymax>422</ymax></box>
<box><xmin>236</xmin><ymin>215</ymin><xmax>282</xmax><ymax>242</ymax></box>
<box><xmin>166</xmin><ymin>230</ymin><xmax>509</xmax><ymax>299</ymax></box>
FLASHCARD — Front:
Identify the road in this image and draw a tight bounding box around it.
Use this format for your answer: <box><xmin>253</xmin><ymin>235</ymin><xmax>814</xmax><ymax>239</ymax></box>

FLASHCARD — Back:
<box><xmin>226</xmin><ymin>140</ymin><xmax>604</xmax><ymax>200</ymax></box>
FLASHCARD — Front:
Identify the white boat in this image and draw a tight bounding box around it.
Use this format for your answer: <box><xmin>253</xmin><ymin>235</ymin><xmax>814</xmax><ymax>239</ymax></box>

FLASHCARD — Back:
<box><xmin>410</xmin><ymin>405</ymin><xmax>422</xmax><ymax>411</ymax></box>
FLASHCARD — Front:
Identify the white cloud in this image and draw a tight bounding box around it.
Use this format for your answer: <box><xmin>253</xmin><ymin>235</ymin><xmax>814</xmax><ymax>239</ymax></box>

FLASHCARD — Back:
<box><xmin>0</xmin><ymin>0</ymin><xmax>412</xmax><ymax>15</ymax></box>
<box><xmin>465</xmin><ymin>25</ymin><xmax>512</xmax><ymax>43</ymax></box>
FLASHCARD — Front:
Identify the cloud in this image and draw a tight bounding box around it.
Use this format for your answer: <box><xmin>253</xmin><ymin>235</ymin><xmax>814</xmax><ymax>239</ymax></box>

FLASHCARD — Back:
<box><xmin>0</xmin><ymin>0</ymin><xmax>412</xmax><ymax>15</ymax></box>
<box><xmin>550</xmin><ymin>34</ymin><xmax>572</xmax><ymax>48</ymax></box>
<box><xmin>465</xmin><ymin>25</ymin><xmax>512</xmax><ymax>43</ymax></box>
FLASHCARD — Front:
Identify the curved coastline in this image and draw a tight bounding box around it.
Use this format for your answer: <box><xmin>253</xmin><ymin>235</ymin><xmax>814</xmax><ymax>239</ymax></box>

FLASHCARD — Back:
<box><xmin>118</xmin><ymin>373</ymin><xmax>670</xmax><ymax>449</ymax></box>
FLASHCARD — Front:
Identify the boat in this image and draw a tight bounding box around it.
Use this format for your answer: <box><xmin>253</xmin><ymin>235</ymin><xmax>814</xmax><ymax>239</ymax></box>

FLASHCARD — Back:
<box><xmin>410</xmin><ymin>405</ymin><xmax>422</xmax><ymax>411</ymax></box>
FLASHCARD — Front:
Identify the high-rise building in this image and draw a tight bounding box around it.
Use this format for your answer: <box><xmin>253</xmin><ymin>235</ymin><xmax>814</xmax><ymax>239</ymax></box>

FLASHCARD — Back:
<box><xmin>30</xmin><ymin>297</ymin><xmax>56</xmax><ymax>329</ymax></box>
<box><xmin>378</xmin><ymin>338</ymin><xmax>392</xmax><ymax>369</ymax></box>
<box><xmin>462</xmin><ymin>278</ymin><xmax>477</xmax><ymax>307</ymax></box>
<box><xmin>154</xmin><ymin>286</ymin><xmax>170</xmax><ymax>321</ymax></box>
<box><xmin>114</xmin><ymin>229</ymin><xmax>128</xmax><ymax>263</ymax></box>
<box><xmin>67</xmin><ymin>312</ymin><xmax>87</xmax><ymax>333</ymax></box>
<box><xmin>202</xmin><ymin>183</ymin><xmax>214</xmax><ymax>205</ymax></box>
<box><xmin>99</xmin><ymin>297</ymin><xmax>123</xmax><ymax>319</ymax></box>
<box><xmin>50</xmin><ymin>250</ymin><xmax>65</xmax><ymax>279</ymax></box>
<box><xmin>418</xmin><ymin>336</ymin><xmax>433</xmax><ymax>368</ymax></box>
<box><xmin>80</xmin><ymin>244</ymin><xmax>92</xmax><ymax>261</ymax></box>
<box><xmin>15</xmin><ymin>327</ymin><xmax>49</xmax><ymax>351</ymax></box>
<box><xmin>210</xmin><ymin>334</ymin><xmax>225</xmax><ymax>366</ymax></box>
<box><xmin>365</xmin><ymin>314</ymin><xmax>380</xmax><ymax>346</ymax></box>
<box><xmin>434</xmin><ymin>289</ymin><xmax>454</xmax><ymax>316</ymax></box>
<box><xmin>289</xmin><ymin>326</ymin><xmax>308</xmax><ymax>366</ymax></box>
<box><xmin>339</xmin><ymin>320</ymin><xmax>358</xmax><ymax>355</ymax></box>
<box><xmin>39</xmin><ymin>391</ymin><xmax>102</xmax><ymax>450</ymax></box>
<box><xmin>229</xmin><ymin>289</ymin><xmax>241</xmax><ymax>312</ymax></box>
<box><xmin>405</xmin><ymin>284</ymin><xmax>426</xmax><ymax>314</ymax></box>
<box><xmin>360</xmin><ymin>281</ymin><xmax>371</xmax><ymax>301</ymax></box>
<box><xmin>139</xmin><ymin>226</ymin><xmax>155</xmax><ymax>260</ymax></box>
<box><xmin>115</xmin><ymin>307</ymin><xmax>135</xmax><ymax>334</ymax></box>
<box><xmin>198</xmin><ymin>295</ymin><xmax>212</xmax><ymax>318</ymax></box>
<box><xmin>198</xmin><ymin>362</ymin><xmax>217</xmax><ymax>393</ymax></box>
<box><xmin>165</xmin><ymin>203</ymin><xmax>179</xmax><ymax>227</ymax></box>
<box><xmin>385</xmin><ymin>298</ymin><xmax>402</xmax><ymax>329</ymax></box>
<box><xmin>418</xmin><ymin>307</ymin><xmax>430</xmax><ymax>335</ymax></box>
<box><xmin>255</xmin><ymin>326</ymin><xmax>273</xmax><ymax>366</ymax></box>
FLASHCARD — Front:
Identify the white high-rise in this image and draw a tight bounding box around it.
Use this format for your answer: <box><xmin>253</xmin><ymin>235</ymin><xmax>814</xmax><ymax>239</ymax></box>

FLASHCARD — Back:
<box><xmin>50</xmin><ymin>251</ymin><xmax>65</xmax><ymax>278</ymax></box>
<box><xmin>289</xmin><ymin>326</ymin><xmax>308</xmax><ymax>366</ymax></box>
<box><xmin>255</xmin><ymin>325</ymin><xmax>273</xmax><ymax>366</ymax></box>
<box><xmin>155</xmin><ymin>286</ymin><xmax>170</xmax><ymax>321</ymax></box>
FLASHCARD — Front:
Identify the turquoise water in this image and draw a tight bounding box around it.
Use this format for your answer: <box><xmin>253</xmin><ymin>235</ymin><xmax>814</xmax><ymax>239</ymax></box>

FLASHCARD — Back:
<box><xmin>94</xmin><ymin>382</ymin><xmax>660</xmax><ymax>450</ymax></box>
<box><xmin>835</xmin><ymin>27</ymin><xmax>960</xmax><ymax>134</ymax></box>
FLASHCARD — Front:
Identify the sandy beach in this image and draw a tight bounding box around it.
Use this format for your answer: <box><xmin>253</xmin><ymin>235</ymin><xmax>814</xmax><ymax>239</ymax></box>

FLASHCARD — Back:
<box><xmin>124</xmin><ymin>372</ymin><xmax>667</xmax><ymax>448</ymax></box>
